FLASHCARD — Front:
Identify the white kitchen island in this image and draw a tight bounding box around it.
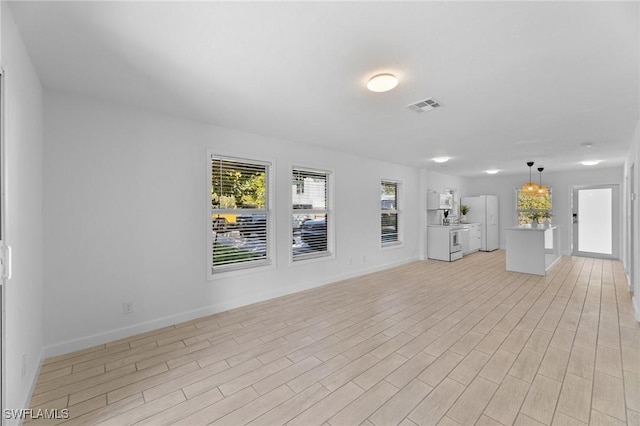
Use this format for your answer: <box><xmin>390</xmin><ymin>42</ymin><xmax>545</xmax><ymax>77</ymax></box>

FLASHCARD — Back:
<box><xmin>505</xmin><ymin>226</ymin><xmax>561</xmax><ymax>276</ymax></box>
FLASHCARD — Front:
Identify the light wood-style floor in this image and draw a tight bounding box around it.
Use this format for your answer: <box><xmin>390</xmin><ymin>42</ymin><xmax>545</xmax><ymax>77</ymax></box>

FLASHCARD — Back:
<box><xmin>28</xmin><ymin>251</ymin><xmax>640</xmax><ymax>426</ymax></box>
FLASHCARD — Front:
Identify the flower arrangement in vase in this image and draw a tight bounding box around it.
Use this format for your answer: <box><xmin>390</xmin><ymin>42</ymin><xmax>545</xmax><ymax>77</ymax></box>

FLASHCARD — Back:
<box><xmin>529</xmin><ymin>211</ymin><xmax>552</xmax><ymax>228</ymax></box>
<box><xmin>539</xmin><ymin>211</ymin><xmax>553</xmax><ymax>227</ymax></box>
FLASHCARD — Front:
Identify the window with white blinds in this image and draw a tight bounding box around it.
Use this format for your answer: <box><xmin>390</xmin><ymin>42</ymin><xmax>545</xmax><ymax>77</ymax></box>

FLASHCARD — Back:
<box><xmin>292</xmin><ymin>168</ymin><xmax>331</xmax><ymax>261</ymax></box>
<box><xmin>210</xmin><ymin>155</ymin><xmax>271</xmax><ymax>273</ymax></box>
<box><xmin>381</xmin><ymin>180</ymin><xmax>400</xmax><ymax>245</ymax></box>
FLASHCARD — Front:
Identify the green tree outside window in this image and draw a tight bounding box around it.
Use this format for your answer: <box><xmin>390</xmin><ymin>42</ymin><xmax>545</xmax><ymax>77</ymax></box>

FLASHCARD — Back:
<box><xmin>517</xmin><ymin>190</ymin><xmax>552</xmax><ymax>225</ymax></box>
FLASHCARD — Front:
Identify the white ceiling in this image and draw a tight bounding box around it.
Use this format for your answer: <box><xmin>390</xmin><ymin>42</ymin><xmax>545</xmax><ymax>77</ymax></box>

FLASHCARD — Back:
<box><xmin>8</xmin><ymin>1</ymin><xmax>639</xmax><ymax>177</ymax></box>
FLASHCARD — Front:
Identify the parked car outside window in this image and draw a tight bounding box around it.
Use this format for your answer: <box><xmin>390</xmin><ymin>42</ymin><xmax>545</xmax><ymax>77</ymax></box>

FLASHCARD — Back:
<box><xmin>236</xmin><ymin>214</ymin><xmax>267</xmax><ymax>240</ymax></box>
<box><xmin>300</xmin><ymin>218</ymin><xmax>327</xmax><ymax>251</ymax></box>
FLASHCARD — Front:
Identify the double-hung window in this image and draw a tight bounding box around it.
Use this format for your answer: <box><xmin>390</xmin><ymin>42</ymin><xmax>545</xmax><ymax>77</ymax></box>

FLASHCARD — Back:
<box><xmin>381</xmin><ymin>180</ymin><xmax>400</xmax><ymax>245</ymax></box>
<box><xmin>209</xmin><ymin>154</ymin><xmax>271</xmax><ymax>274</ymax></box>
<box><xmin>516</xmin><ymin>188</ymin><xmax>552</xmax><ymax>225</ymax></box>
<box><xmin>292</xmin><ymin>167</ymin><xmax>331</xmax><ymax>261</ymax></box>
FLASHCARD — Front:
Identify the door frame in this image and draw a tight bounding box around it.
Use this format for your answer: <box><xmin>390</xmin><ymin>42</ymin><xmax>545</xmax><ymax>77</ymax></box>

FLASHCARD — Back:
<box><xmin>630</xmin><ymin>164</ymin><xmax>635</xmax><ymax>293</ymax></box>
<box><xmin>0</xmin><ymin>68</ymin><xmax>5</xmax><ymax>426</ymax></box>
<box><xmin>571</xmin><ymin>183</ymin><xmax>620</xmax><ymax>259</ymax></box>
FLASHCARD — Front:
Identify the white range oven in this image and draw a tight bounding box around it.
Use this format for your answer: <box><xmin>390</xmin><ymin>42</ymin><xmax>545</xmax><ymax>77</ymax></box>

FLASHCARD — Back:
<box><xmin>427</xmin><ymin>225</ymin><xmax>463</xmax><ymax>261</ymax></box>
<box><xmin>449</xmin><ymin>227</ymin><xmax>463</xmax><ymax>260</ymax></box>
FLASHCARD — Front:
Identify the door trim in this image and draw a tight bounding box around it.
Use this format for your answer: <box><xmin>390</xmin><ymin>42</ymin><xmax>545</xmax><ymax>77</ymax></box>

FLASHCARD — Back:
<box><xmin>629</xmin><ymin>164</ymin><xmax>635</xmax><ymax>294</ymax></box>
<box><xmin>0</xmin><ymin>68</ymin><xmax>5</xmax><ymax>426</ymax></box>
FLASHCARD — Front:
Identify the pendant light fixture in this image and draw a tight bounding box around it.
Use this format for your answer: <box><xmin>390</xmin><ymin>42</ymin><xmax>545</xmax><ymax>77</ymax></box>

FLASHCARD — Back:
<box><xmin>520</xmin><ymin>161</ymin><xmax>539</xmax><ymax>195</ymax></box>
<box><xmin>536</xmin><ymin>166</ymin><xmax>549</xmax><ymax>196</ymax></box>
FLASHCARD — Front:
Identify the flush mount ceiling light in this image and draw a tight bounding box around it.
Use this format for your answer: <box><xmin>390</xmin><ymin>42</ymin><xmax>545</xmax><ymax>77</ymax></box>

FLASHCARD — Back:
<box><xmin>581</xmin><ymin>160</ymin><xmax>601</xmax><ymax>166</ymax></box>
<box><xmin>520</xmin><ymin>161</ymin><xmax>539</xmax><ymax>195</ymax></box>
<box><xmin>367</xmin><ymin>73</ymin><xmax>398</xmax><ymax>92</ymax></box>
<box><xmin>580</xmin><ymin>142</ymin><xmax>593</xmax><ymax>149</ymax></box>
<box><xmin>433</xmin><ymin>157</ymin><xmax>450</xmax><ymax>163</ymax></box>
<box><xmin>485</xmin><ymin>169</ymin><xmax>500</xmax><ymax>175</ymax></box>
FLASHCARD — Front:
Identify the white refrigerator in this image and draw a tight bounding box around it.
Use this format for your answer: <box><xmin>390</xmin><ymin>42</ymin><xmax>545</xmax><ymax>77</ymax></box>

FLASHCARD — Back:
<box><xmin>461</xmin><ymin>195</ymin><xmax>499</xmax><ymax>251</ymax></box>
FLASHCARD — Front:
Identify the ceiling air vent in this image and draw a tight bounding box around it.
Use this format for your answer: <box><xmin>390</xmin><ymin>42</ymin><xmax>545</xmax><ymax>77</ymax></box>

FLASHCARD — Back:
<box><xmin>406</xmin><ymin>97</ymin><xmax>442</xmax><ymax>113</ymax></box>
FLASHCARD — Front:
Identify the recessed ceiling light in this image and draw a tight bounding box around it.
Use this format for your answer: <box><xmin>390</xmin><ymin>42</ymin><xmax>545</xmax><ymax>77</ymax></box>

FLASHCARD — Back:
<box><xmin>485</xmin><ymin>169</ymin><xmax>500</xmax><ymax>175</ymax></box>
<box><xmin>367</xmin><ymin>73</ymin><xmax>398</xmax><ymax>92</ymax></box>
<box><xmin>580</xmin><ymin>142</ymin><xmax>593</xmax><ymax>149</ymax></box>
<box><xmin>433</xmin><ymin>157</ymin><xmax>450</xmax><ymax>163</ymax></box>
<box><xmin>580</xmin><ymin>160</ymin><xmax>601</xmax><ymax>166</ymax></box>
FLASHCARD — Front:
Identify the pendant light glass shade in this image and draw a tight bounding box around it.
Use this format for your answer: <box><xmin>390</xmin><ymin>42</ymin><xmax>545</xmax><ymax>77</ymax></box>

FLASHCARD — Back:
<box><xmin>536</xmin><ymin>185</ymin><xmax>549</xmax><ymax>196</ymax></box>
<box><xmin>520</xmin><ymin>162</ymin><xmax>539</xmax><ymax>195</ymax></box>
<box><xmin>536</xmin><ymin>167</ymin><xmax>549</xmax><ymax>196</ymax></box>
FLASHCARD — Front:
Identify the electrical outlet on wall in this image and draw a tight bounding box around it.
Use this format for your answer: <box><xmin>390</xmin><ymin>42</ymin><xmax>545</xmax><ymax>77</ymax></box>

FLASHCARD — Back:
<box><xmin>123</xmin><ymin>301</ymin><xmax>133</xmax><ymax>315</ymax></box>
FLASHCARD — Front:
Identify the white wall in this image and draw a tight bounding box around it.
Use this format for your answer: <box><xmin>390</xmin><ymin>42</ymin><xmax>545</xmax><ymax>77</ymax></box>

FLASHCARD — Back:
<box><xmin>1</xmin><ymin>4</ymin><xmax>45</xmax><ymax>418</ymax></box>
<box><xmin>42</xmin><ymin>90</ymin><xmax>421</xmax><ymax>355</ymax></box>
<box><xmin>465</xmin><ymin>167</ymin><xmax>624</xmax><ymax>256</ymax></box>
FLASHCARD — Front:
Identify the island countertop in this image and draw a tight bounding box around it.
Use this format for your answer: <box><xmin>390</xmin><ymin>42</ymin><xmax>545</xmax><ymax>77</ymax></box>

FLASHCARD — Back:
<box><xmin>505</xmin><ymin>225</ymin><xmax>558</xmax><ymax>231</ymax></box>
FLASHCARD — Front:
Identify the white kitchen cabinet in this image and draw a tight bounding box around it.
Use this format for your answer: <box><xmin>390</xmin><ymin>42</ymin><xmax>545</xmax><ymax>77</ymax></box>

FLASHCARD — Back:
<box><xmin>464</xmin><ymin>223</ymin><xmax>481</xmax><ymax>254</ymax></box>
<box><xmin>461</xmin><ymin>227</ymin><xmax>470</xmax><ymax>254</ymax></box>
<box><xmin>427</xmin><ymin>190</ymin><xmax>439</xmax><ymax>210</ymax></box>
<box><xmin>427</xmin><ymin>190</ymin><xmax>453</xmax><ymax>210</ymax></box>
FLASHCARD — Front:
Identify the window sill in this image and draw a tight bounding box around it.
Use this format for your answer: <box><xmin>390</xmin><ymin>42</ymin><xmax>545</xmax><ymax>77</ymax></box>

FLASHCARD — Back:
<box><xmin>381</xmin><ymin>241</ymin><xmax>403</xmax><ymax>250</ymax></box>
<box><xmin>208</xmin><ymin>261</ymin><xmax>275</xmax><ymax>281</ymax></box>
<box><xmin>290</xmin><ymin>252</ymin><xmax>334</xmax><ymax>266</ymax></box>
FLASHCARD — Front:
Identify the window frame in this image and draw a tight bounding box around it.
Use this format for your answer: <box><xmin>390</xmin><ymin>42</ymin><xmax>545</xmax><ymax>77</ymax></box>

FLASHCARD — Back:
<box><xmin>381</xmin><ymin>179</ymin><xmax>402</xmax><ymax>248</ymax></box>
<box><xmin>290</xmin><ymin>165</ymin><xmax>334</xmax><ymax>264</ymax></box>
<box><xmin>207</xmin><ymin>151</ymin><xmax>275</xmax><ymax>279</ymax></box>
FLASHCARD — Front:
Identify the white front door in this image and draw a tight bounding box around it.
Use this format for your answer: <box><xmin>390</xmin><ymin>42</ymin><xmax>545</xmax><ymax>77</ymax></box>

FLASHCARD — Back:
<box><xmin>572</xmin><ymin>184</ymin><xmax>619</xmax><ymax>259</ymax></box>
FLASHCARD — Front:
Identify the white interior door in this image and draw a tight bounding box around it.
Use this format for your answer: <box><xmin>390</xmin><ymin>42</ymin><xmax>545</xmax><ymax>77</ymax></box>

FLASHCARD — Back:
<box><xmin>572</xmin><ymin>185</ymin><xmax>619</xmax><ymax>259</ymax></box>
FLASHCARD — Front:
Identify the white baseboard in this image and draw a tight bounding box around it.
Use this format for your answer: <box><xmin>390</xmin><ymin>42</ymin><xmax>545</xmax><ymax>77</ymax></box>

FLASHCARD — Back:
<box><xmin>7</xmin><ymin>348</ymin><xmax>45</xmax><ymax>426</ymax></box>
<box><xmin>43</xmin><ymin>257</ymin><xmax>418</xmax><ymax>358</ymax></box>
